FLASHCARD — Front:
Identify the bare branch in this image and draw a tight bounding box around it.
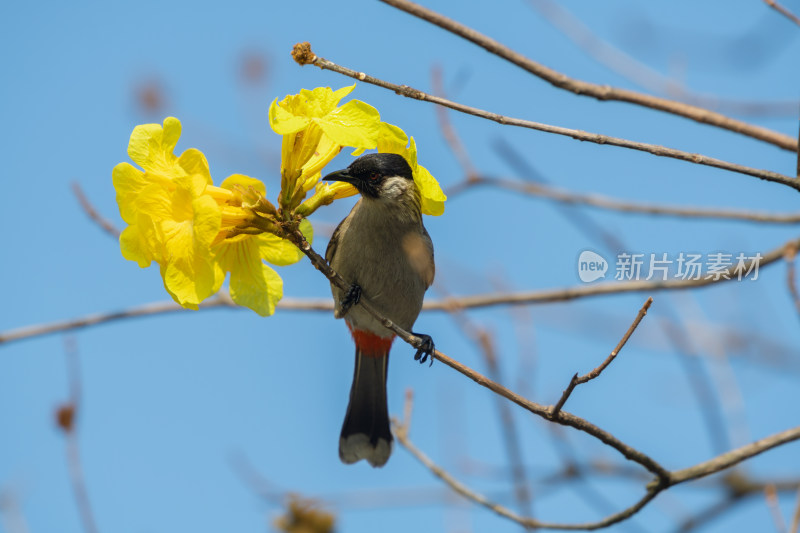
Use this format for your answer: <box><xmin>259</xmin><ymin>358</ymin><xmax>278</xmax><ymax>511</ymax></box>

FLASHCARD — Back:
<box><xmin>670</xmin><ymin>426</ymin><xmax>800</xmax><ymax>485</ymax></box>
<box><xmin>447</xmin><ymin>176</ymin><xmax>800</xmax><ymax>224</ymax></box>
<box><xmin>763</xmin><ymin>0</ymin><xmax>800</xmax><ymax>27</ymax></box>
<box><xmin>378</xmin><ymin>0</ymin><xmax>798</xmax><ymax>152</ymax></box>
<box><xmin>295</xmin><ymin>44</ymin><xmax>800</xmax><ymax>192</ymax></box>
<box><xmin>551</xmin><ymin>297</ymin><xmax>653</xmax><ymax>417</ymax></box>
<box><xmin>528</xmin><ymin>0</ymin><xmax>799</xmax><ymax>117</ymax></box>
<box><xmin>2</xmin><ymin>236</ymin><xmax>797</xmax><ymax>346</ymax></box>
<box><xmin>71</xmin><ymin>182</ymin><xmax>121</xmax><ymax>238</ymax></box>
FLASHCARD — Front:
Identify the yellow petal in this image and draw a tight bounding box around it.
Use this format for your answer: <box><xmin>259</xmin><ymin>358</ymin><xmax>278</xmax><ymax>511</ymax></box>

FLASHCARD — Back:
<box><xmin>257</xmin><ymin>218</ymin><xmax>313</xmax><ymax>266</ymax></box>
<box><xmin>160</xmin><ymin>250</ymin><xmax>219</xmax><ymax>309</ymax></box>
<box><xmin>120</xmin><ymin>220</ymin><xmax>159</xmax><ymax>267</ymax></box>
<box><xmin>299</xmin><ymin>134</ymin><xmax>342</xmax><ymax>192</ymax></box>
<box><xmin>127</xmin><ymin>117</ymin><xmax>182</xmax><ymax>176</ymax></box>
<box><xmin>113</xmin><ymin>162</ymin><xmax>151</xmax><ymax>224</ymax></box>
<box><xmin>377</xmin><ymin>122</ymin><xmax>409</xmax><ymax>153</ymax></box>
<box><xmin>269</xmin><ymin>85</ymin><xmax>357</xmax><ymax>135</ymax></box>
<box><xmin>316</xmin><ymin>100</ymin><xmax>380</xmax><ymax>149</ymax></box>
<box><xmin>230</xmin><ymin>261</ymin><xmax>283</xmax><ymax>317</ymax></box>
<box><xmin>409</xmin><ymin>138</ymin><xmax>446</xmax><ymax>216</ymax></box>
<box><xmin>191</xmin><ymin>194</ymin><xmax>223</xmax><ymax>247</ymax></box>
<box><xmin>214</xmin><ymin>237</ymin><xmax>284</xmax><ymax>316</ymax></box>
<box><xmin>327</xmin><ymin>181</ymin><xmax>358</xmax><ymax>200</ymax></box>
<box><xmin>220</xmin><ymin>174</ymin><xmax>267</xmax><ymax>204</ymax></box>
<box><xmin>269</xmin><ymin>97</ymin><xmax>311</xmax><ymax>135</ymax></box>
<box><xmin>177</xmin><ymin>148</ymin><xmax>212</xmax><ymax>185</ymax></box>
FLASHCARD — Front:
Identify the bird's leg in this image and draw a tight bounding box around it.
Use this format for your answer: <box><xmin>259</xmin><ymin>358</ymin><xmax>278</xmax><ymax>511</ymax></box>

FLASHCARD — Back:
<box><xmin>339</xmin><ymin>283</ymin><xmax>362</xmax><ymax>316</ymax></box>
<box><xmin>411</xmin><ymin>333</ymin><xmax>435</xmax><ymax>366</ymax></box>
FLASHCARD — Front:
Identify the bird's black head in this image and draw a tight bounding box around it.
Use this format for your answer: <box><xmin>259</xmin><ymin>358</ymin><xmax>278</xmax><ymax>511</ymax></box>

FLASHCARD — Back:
<box><xmin>322</xmin><ymin>153</ymin><xmax>414</xmax><ymax>199</ymax></box>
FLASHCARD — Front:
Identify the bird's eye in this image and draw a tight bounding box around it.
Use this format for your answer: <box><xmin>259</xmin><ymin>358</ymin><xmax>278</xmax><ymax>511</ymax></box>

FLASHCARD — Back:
<box><xmin>369</xmin><ymin>172</ymin><xmax>380</xmax><ymax>182</ymax></box>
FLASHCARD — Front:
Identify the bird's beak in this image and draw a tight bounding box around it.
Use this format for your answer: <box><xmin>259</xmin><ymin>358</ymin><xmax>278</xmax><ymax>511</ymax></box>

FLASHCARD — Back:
<box><xmin>322</xmin><ymin>169</ymin><xmax>355</xmax><ymax>184</ymax></box>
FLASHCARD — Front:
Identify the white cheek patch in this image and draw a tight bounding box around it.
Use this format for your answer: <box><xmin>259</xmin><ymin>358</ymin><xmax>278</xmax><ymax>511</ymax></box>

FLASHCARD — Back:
<box><xmin>379</xmin><ymin>176</ymin><xmax>411</xmax><ymax>200</ymax></box>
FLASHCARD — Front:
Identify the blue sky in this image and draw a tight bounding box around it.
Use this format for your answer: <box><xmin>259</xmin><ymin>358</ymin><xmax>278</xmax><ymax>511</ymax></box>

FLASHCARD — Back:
<box><xmin>1</xmin><ymin>1</ymin><xmax>799</xmax><ymax>532</ymax></box>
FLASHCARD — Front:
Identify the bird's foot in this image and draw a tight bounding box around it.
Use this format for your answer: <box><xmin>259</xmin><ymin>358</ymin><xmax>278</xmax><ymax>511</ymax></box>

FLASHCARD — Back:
<box><xmin>340</xmin><ymin>283</ymin><xmax>362</xmax><ymax>316</ymax></box>
<box><xmin>411</xmin><ymin>333</ymin><xmax>435</xmax><ymax>366</ymax></box>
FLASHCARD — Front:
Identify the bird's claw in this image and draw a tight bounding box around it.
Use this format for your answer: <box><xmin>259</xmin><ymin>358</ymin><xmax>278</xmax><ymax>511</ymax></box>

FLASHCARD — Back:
<box><xmin>340</xmin><ymin>283</ymin><xmax>362</xmax><ymax>316</ymax></box>
<box><xmin>412</xmin><ymin>333</ymin><xmax>435</xmax><ymax>366</ymax></box>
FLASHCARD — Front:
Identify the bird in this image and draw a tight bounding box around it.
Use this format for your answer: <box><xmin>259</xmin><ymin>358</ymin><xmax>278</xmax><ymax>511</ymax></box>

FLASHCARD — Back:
<box><xmin>323</xmin><ymin>152</ymin><xmax>435</xmax><ymax>468</ymax></box>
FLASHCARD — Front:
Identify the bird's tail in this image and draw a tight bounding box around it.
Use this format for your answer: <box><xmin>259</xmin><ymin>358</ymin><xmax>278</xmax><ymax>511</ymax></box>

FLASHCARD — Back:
<box><xmin>339</xmin><ymin>330</ymin><xmax>395</xmax><ymax>467</ymax></box>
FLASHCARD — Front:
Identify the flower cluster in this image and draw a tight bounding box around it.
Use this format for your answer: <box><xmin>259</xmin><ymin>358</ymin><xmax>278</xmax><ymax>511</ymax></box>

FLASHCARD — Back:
<box><xmin>112</xmin><ymin>85</ymin><xmax>446</xmax><ymax>316</ymax></box>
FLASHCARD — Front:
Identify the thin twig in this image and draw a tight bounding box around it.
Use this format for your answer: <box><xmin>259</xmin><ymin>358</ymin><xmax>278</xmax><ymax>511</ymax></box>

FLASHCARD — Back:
<box><xmin>293</xmin><ymin>44</ymin><xmax>800</xmax><ymax>192</ymax></box>
<box><xmin>447</xmin><ymin>176</ymin><xmax>800</xmax><ymax>224</ymax></box>
<box><xmin>763</xmin><ymin>0</ymin><xmax>800</xmax><ymax>27</ymax></box>
<box><xmin>378</xmin><ymin>0</ymin><xmax>798</xmax><ymax>152</ymax></box>
<box><xmin>551</xmin><ymin>297</ymin><xmax>653</xmax><ymax>418</ymax></box>
<box><xmin>71</xmin><ymin>182</ymin><xmax>121</xmax><ymax>238</ymax></box>
<box><xmin>2</xmin><ymin>236</ymin><xmax>798</xmax><ymax>346</ymax></box>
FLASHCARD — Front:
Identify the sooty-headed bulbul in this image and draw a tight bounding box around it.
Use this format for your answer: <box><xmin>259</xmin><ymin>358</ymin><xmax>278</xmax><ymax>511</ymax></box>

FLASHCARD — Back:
<box><xmin>323</xmin><ymin>153</ymin><xmax>435</xmax><ymax>468</ymax></box>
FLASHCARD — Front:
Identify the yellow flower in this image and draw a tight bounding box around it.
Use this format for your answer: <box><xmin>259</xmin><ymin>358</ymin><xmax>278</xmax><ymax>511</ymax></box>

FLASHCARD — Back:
<box><xmin>213</xmin><ymin>175</ymin><xmax>312</xmax><ymax>316</ymax></box>
<box><xmin>377</xmin><ymin>122</ymin><xmax>447</xmax><ymax>216</ymax></box>
<box><xmin>131</xmin><ymin>175</ymin><xmax>224</xmax><ymax>309</ymax></box>
<box><xmin>113</xmin><ymin>117</ymin><xmax>310</xmax><ymax>314</ymax></box>
<box><xmin>112</xmin><ymin>117</ymin><xmax>211</xmax><ymax>223</ymax></box>
<box><xmin>269</xmin><ymin>85</ymin><xmax>381</xmax><ymax>209</ymax></box>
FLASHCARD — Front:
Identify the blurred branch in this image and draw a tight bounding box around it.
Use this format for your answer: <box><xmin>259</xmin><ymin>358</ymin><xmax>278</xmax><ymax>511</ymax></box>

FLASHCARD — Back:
<box><xmin>431</xmin><ymin>65</ymin><xmax>479</xmax><ymax>180</ymax></box>
<box><xmin>528</xmin><ymin>0</ymin><xmax>800</xmax><ymax>117</ymax></box>
<box><xmin>3</xmin><ymin>235</ymin><xmax>798</xmax><ymax>346</ymax></box>
<box><xmin>763</xmin><ymin>0</ymin><xmax>800</xmax><ymax>27</ymax></box>
<box><xmin>0</xmin><ymin>489</ymin><xmax>31</xmax><ymax>533</ymax></box>
<box><xmin>447</xmin><ymin>176</ymin><xmax>800</xmax><ymax>224</ymax></box>
<box><xmin>435</xmin><ymin>288</ymin><xmax>533</xmax><ymax>518</ymax></box>
<box><xmin>378</xmin><ymin>0</ymin><xmax>798</xmax><ymax>152</ymax></box>
<box><xmin>396</xmin><ymin>383</ymin><xmax>800</xmax><ymax>530</ymax></box>
<box><xmin>56</xmin><ymin>337</ymin><xmax>100</xmax><ymax>533</ymax></box>
<box><xmin>550</xmin><ymin>297</ymin><xmax>653</xmax><ymax>418</ymax></box>
<box><xmin>785</xmin><ymin>243</ymin><xmax>800</xmax><ymax>318</ymax></box>
<box><xmin>294</xmin><ymin>44</ymin><xmax>800</xmax><ymax>192</ymax></box>
<box><xmin>764</xmin><ymin>484</ymin><xmax>788</xmax><ymax>533</ymax></box>
<box><xmin>393</xmin><ymin>389</ymin><xmax>659</xmax><ymax>531</ymax></box>
<box><xmin>71</xmin><ymin>182</ymin><xmax>121</xmax><ymax>238</ymax></box>
<box><xmin>790</xmin><ymin>485</ymin><xmax>800</xmax><ymax>533</ymax></box>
